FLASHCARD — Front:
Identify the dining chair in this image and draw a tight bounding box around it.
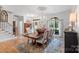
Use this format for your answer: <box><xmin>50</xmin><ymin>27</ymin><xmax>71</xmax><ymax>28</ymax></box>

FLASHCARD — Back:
<box><xmin>36</xmin><ymin>30</ymin><xmax>48</xmax><ymax>48</ymax></box>
<box><xmin>48</xmin><ymin>29</ymin><xmax>53</xmax><ymax>40</ymax></box>
<box><xmin>46</xmin><ymin>29</ymin><xmax>54</xmax><ymax>45</ymax></box>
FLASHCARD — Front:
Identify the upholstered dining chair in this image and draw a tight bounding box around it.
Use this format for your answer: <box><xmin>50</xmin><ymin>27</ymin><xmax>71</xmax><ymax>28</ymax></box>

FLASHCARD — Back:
<box><xmin>36</xmin><ymin>30</ymin><xmax>48</xmax><ymax>48</ymax></box>
<box><xmin>48</xmin><ymin>29</ymin><xmax>53</xmax><ymax>40</ymax></box>
<box><xmin>46</xmin><ymin>29</ymin><xmax>53</xmax><ymax>45</ymax></box>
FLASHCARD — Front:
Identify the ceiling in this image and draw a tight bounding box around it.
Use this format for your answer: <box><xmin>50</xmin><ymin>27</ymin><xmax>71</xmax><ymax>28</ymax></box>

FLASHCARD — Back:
<box><xmin>2</xmin><ymin>5</ymin><xmax>76</xmax><ymax>16</ymax></box>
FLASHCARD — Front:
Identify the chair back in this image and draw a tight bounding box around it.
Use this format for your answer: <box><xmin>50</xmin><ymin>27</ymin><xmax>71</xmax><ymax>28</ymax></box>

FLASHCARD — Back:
<box><xmin>36</xmin><ymin>30</ymin><xmax>49</xmax><ymax>44</ymax></box>
<box><xmin>48</xmin><ymin>29</ymin><xmax>53</xmax><ymax>39</ymax></box>
<box><xmin>42</xmin><ymin>30</ymin><xmax>48</xmax><ymax>43</ymax></box>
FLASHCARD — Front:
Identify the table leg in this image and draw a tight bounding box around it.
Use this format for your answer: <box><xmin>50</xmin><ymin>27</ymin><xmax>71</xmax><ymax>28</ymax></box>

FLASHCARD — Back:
<box><xmin>32</xmin><ymin>39</ymin><xmax>36</xmax><ymax>45</ymax></box>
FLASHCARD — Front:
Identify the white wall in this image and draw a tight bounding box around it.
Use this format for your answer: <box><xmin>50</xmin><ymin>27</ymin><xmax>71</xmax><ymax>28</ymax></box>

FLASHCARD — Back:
<box><xmin>24</xmin><ymin>10</ymin><xmax>71</xmax><ymax>37</ymax></box>
<box><xmin>1</xmin><ymin>6</ymin><xmax>24</xmax><ymax>35</ymax></box>
<box><xmin>1</xmin><ymin>5</ymin><xmax>73</xmax><ymax>37</ymax></box>
<box><xmin>76</xmin><ymin>6</ymin><xmax>79</xmax><ymax>44</ymax></box>
<box><xmin>13</xmin><ymin>15</ymin><xmax>24</xmax><ymax>35</ymax></box>
<box><xmin>18</xmin><ymin>16</ymin><xmax>24</xmax><ymax>35</ymax></box>
<box><xmin>24</xmin><ymin>14</ymin><xmax>50</xmax><ymax>27</ymax></box>
<box><xmin>49</xmin><ymin>10</ymin><xmax>71</xmax><ymax>36</ymax></box>
<box><xmin>1</xmin><ymin>6</ymin><xmax>14</xmax><ymax>25</ymax></box>
<box><xmin>8</xmin><ymin>13</ymin><xmax>14</xmax><ymax>25</ymax></box>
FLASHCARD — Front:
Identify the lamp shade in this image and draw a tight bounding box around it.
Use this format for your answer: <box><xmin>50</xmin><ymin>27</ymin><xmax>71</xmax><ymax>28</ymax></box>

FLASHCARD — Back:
<box><xmin>70</xmin><ymin>12</ymin><xmax>76</xmax><ymax>22</ymax></box>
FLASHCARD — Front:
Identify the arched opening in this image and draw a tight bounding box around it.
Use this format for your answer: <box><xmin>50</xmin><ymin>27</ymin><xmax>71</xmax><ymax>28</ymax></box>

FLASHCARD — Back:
<box><xmin>0</xmin><ymin>10</ymin><xmax>8</xmax><ymax>22</ymax></box>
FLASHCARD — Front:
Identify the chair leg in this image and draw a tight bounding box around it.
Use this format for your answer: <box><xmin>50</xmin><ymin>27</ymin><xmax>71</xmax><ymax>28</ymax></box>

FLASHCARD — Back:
<box><xmin>32</xmin><ymin>39</ymin><xmax>36</xmax><ymax>45</ymax></box>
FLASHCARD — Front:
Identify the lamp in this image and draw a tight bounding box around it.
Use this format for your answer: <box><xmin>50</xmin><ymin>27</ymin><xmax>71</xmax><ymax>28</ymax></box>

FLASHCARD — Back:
<box><xmin>69</xmin><ymin>12</ymin><xmax>76</xmax><ymax>31</ymax></box>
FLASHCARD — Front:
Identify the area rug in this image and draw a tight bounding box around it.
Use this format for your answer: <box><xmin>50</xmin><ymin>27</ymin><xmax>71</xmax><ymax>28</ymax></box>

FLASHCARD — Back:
<box><xmin>44</xmin><ymin>38</ymin><xmax>64</xmax><ymax>53</ymax></box>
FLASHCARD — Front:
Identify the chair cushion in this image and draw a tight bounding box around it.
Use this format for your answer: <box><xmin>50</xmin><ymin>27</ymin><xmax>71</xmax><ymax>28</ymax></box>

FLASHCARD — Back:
<box><xmin>36</xmin><ymin>39</ymin><xmax>43</xmax><ymax>44</ymax></box>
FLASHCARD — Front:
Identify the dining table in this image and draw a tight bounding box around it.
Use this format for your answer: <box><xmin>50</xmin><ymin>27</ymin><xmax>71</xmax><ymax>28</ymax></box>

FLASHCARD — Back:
<box><xmin>23</xmin><ymin>33</ymin><xmax>42</xmax><ymax>45</ymax></box>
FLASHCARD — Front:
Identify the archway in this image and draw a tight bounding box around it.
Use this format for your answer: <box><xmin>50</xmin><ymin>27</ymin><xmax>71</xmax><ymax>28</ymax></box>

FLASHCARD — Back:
<box><xmin>0</xmin><ymin>10</ymin><xmax>8</xmax><ymax>22</ymax></box>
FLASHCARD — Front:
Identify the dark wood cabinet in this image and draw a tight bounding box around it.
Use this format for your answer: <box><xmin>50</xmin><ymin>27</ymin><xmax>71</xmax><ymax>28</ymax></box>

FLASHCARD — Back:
<box><xmin>64</xmin><ymin>32</ymin><xmax>78</xmax><ymax>53</ymax></box>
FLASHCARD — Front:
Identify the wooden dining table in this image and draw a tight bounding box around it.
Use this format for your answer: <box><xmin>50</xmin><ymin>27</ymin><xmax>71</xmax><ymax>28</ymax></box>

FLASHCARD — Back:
<box><xmin>23</xmin><ymin>33</ymin><xmax>42</xmax><ymax>44</ymax></box>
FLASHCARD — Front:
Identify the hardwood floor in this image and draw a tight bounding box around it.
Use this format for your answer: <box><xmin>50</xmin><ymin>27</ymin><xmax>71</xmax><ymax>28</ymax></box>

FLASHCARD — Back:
<box><xmin>0</xmin><ymin>37</ymin><xmax>43</xmax><ymax>53</ymax></box>
<box><xmin>0</xmin><ymin>37</ymin><xmax>28</xmax><ymax>53</ymax></box>
<box><xmin>0</xmin><ymin>36</ymin><xmax>64</xmax><ymax>53</ymax></box>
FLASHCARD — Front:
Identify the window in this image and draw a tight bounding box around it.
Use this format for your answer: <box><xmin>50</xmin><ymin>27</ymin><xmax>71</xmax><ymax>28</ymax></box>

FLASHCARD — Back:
<box><xmin>48</xmin><ymin>17</ymin><xmax>60</xmax><ymax>35</ymax></box>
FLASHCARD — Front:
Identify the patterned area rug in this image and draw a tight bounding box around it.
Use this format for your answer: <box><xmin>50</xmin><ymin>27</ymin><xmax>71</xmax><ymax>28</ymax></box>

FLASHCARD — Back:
<box><xmin>44</xmin><ymin>38</ymin><xmax>64</xmax><ymax>53</ymax></box>
<box><xmin>16</xmin><ymin>37</ymin><xmax>64</xmax><ymax>53</ymax></box>
<box><xmin>16</xmin><ymin>42</ymin><xmax>44</xmax><ymax>53</ymax></box>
